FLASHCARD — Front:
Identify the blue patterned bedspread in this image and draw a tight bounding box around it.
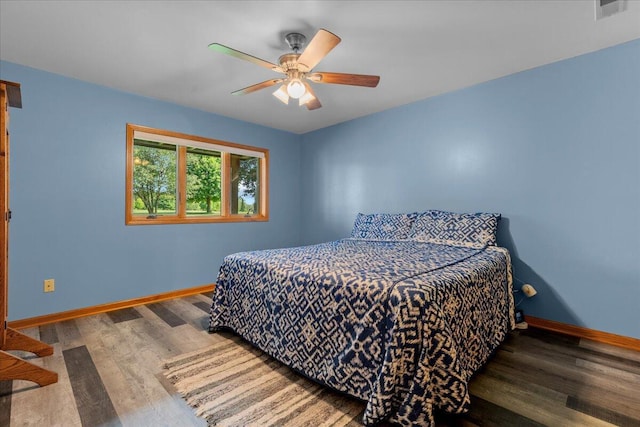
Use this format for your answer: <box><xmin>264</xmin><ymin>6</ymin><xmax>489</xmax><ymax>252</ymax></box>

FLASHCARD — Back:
<box><xmin>209</xmin><ymin>239</ymin><xmax>514</xmax><ymax>426</ymax></box>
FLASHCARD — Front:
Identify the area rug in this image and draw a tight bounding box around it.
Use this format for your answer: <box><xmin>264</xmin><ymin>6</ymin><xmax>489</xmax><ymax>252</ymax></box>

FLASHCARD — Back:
<box><xmin>162</xmin><ymin>333</ymin><xmax>365</xmax><ymax>426</ymax></box>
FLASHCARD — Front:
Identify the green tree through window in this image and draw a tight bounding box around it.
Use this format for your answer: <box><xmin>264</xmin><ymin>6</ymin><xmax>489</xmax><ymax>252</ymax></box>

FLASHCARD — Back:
<box><xmin>126</xmin><ymin>124</ymin><xmax>269</xmax><ymax>225</ymax></box>
<box><xmin>232</xmin><ymin>155</ymin><xmax>259</xmax><ymax>215</ymax></box>
<box><xmin>186</xmin><ymin>149</ymin><xmax>221</xmax><ymax>215</ymax></box>
<box><xmin>133</xmin><ymin>143</ymin><xmax>176</xmax><ymax>215</ymax></box>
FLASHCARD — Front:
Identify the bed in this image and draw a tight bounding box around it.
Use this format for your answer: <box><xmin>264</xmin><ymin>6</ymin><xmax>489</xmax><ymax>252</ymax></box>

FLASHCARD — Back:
<box><xmin>208</xmin><ymin>211</ymin><xmax>515</xmax><ymax>426</ymax></box>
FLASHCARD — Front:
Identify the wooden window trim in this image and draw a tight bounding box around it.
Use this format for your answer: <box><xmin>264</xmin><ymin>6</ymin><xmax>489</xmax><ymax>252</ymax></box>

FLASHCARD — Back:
<box><xmin>126</xmin><ymin>124</ymin><xmax>269</xmax><ymax>225</ymax></box>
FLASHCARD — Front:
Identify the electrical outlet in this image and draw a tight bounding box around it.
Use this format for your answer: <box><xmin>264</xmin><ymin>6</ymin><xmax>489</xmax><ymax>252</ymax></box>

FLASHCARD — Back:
<box><xmin>44</xmin><ymin>278</ymin><xmax>55</xmax><ymax>293</ymax></box>
<box><xmin>522</xmin><ymin>283</ymin><xmax>537</xmax><ymax>297</ymax></box>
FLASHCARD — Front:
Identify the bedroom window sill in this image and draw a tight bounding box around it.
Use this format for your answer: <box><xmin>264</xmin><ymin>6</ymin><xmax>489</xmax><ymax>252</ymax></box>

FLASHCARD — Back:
<box><xmin>126</xmin><ymin>214</ymin><xmax>269</xmax><ymax>226</ymax></box>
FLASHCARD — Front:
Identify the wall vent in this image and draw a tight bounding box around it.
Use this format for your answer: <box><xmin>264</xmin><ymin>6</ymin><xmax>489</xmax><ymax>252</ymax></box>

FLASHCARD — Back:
<box><xmin>595</xmin><ymin>0</ymin><xmax>627</xmax><ymax>20</ymax></box>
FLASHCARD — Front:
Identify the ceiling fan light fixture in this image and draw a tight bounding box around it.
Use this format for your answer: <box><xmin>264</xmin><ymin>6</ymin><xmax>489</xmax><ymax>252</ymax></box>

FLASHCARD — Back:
<box><xmin>273</xmin><ymin>85</ymin><xmax>289</xmax><ymax>104</ymax></box>
<box><xmin>209</xmin><ymin>28</ymin><xmax>379</xmax><ymax>111</ymax></box>
<box><xmin>299</xmin><ymin>90</ymin><xmax>315</xmax><ymax>106</ymax></box>
<box><xmin>286</xmin><ymin>78</ymin><xmax>306</xmax><ymax>99</ymax></box>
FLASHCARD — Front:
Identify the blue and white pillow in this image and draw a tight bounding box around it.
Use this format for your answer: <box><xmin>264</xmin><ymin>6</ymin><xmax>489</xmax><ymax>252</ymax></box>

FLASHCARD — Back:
<box><xmin>351</xmin><ymin>212</ymin><xmax>417</xmax><ymax>240</ymax></box>
<box><xmin>408</xmin><ymin>210</ymin><xmax>500</xmax><ymax>248</ymax></box>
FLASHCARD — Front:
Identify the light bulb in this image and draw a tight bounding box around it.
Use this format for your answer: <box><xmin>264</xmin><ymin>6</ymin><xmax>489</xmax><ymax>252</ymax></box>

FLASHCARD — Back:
<box><xmin>272</xmin><ymin>85</ymin><xmax>289</xmax><ymax>104</ymax></box>
<box><xmin>286</xmin><ymin>79</ymin><xmax>306</xmax><ymax>99</ymax></box>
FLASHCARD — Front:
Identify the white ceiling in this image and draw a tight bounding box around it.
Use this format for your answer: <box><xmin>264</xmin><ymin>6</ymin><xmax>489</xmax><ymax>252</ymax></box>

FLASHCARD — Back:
<box><xmin>1</xmin><ymin>1</ymin><xmax>639</xmax><ymax>134</ymax></box>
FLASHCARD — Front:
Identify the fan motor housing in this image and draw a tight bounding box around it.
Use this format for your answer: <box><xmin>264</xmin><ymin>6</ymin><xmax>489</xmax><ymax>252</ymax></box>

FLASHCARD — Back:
<box><xmin>278</xmin><ymin>53</ymin><xmax>302</xmax><ymax>72</ymax></box>
<box><xmin>285</xmin><ymin>32</ymin><xmax>306</xmax><ymax>52</ymax></box>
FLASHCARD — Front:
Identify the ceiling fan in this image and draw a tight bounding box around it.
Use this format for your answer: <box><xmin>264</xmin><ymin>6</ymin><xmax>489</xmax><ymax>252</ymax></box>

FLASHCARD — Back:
<box><xmin>208</xmin><ymin>29</ymin><xmax>380</xmax><ymax>110</ymax></box>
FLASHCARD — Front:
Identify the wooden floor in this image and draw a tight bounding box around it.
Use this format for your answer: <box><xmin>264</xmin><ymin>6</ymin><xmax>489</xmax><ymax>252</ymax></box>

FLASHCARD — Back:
<box><xmin>1</xmin><ymin>292</ymin><xmax>639</xmax><ymax>427</ymax></box>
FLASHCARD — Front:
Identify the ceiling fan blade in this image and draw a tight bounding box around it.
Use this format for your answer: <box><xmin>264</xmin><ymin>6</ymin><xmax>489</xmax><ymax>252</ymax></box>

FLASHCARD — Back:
<box><xmin>305</xmin><ymin>97</ymin><xmax>322</xmax><ymax>110</ymax></box>
<box><xmin>308</xmin><ymin>72</ymin><xmax>380</xmax><ymax>87</ymax></box>
<box><xmin>232</xmin><ymin>79</ymin><xmax>283</xmax><ymax>95</ymax></box>
<box><xmin>301</xmin><ymin>82</ymin><xmax>322</xmax><ymax>110</ymax></box>
<box><xmin>297</xmin><ymin>29</ymin><xmax>341</xmax><ymax>72</ymax></box>
<box><xmin>208</xmin><ymin>43</ymin><xmax>280</xmax><ymax>71</ymax></box>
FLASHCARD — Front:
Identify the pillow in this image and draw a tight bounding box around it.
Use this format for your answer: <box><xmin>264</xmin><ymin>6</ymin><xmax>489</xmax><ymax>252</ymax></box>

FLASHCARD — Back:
<box><xmin>408</xmin><ymin>210</ymin><xmax>500</xmax><ymax>247</ymax></box>
<box><xmin>350</xmin><ymin>212</ymin><xmax>417</xmax><ymax>240</ymax></box>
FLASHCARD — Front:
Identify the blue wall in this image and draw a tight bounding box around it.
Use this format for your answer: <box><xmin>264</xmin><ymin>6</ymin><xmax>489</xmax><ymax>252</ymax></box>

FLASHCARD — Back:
<box><xmin>2</xmin><ymin>39</ymin><xmax>639</xmax><ymax>339</ymax></box>
<box><xmin>0</xmin><ymin>61</ymin><xmax>302</xmax><ymax>320</ymax></box>
<box><xmin>300</xmin><ymin>40</ymin><xmax>640</xmax><ymax>339</ymax></box>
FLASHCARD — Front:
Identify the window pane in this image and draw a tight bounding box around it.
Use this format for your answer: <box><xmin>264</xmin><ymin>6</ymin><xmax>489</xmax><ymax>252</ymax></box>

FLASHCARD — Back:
<box><xmin>132</xmin><ymin>140</ymin><xmax>177</xmax><ymax>217</ymax></box>
<box><xmin>186</xmin><ymin>147</ymin><xmax>222</xmax><ymax>216</ymax></box>
<box><xmin>230</xmin><ymin>154</ymin><xmax>259</xmax><ymax>215</ymax></box>
<box><xmin>127</xmin><ymin>124</ymin><xmax>268</xmax><ymax>225</ymax></box>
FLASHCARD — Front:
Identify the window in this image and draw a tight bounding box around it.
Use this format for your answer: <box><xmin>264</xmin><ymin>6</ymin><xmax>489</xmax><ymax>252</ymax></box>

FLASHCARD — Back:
<box><xmin>126</xmin><ymin>124</ymin><xmax>268</xmax><ymax>225</ymax></box>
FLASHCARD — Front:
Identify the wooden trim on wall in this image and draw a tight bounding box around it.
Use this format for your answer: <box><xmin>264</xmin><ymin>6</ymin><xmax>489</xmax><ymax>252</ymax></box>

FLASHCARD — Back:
<box><xmin>8</xmin><ymin>284</ymin><xmax>215</xmax><ymax>330</ymax></box>
<box><xmin>221</xmin><ymin>152</ymin><xmax>231</xmax><ymax>217</ymax></box>
<box><xmin>526</xmin><ymin>315</ymin><xmax>640</xmax><ymax>352</ymax></box>
<box><xmin>124</xmin><ymin>123</ymin><xmax>134</xmax><ymax>225</ymax></box>
<box><xmin>259</xmin><ymin>150</ymin><xmax>269</xmax><ymax>220</ymax></box>
<box><xmin>178</xmin><ymin>145</ymin><xmax>187</xmax><ymax>218</ymax></box>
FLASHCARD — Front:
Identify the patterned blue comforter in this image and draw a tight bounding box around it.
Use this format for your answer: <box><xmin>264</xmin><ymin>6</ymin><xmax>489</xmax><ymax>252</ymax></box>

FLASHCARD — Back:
<box><xmin>209</xmin><ymin>239</ymin><xmax>514</xmax><ymax>426</ymax></box>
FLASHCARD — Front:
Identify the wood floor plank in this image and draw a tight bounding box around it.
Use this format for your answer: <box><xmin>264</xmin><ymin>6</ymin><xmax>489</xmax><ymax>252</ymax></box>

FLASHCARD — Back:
<box><xmin>575</xmin><ymin>357</ymin><xmax>640</xmax><ymax>383</ymax></box>
<box><xmin>437</xmin><ymin>395</ymin><xmax>546</xmax><ymax>427</ymax></box>
<box><xmin>184</xmin><ymin>293</ymin><xmax>212</xmax><ymax>304</ymax></box>
<box><xmin>566</xmin><ymin>395</ymin><xmax>640</xmax><ymax>427</ymax></box>
<box><xmin>74</xmin><ymin>323</ymin><xmax>142</xmax><ymax>419</ymax></box>
<box><xmin>135</xmin><ymin>305</ymin><xmax>218</xmax><ymax>355</ymax></box>
<box><xmin>74</xmin><ymin>312</ymin><xmax>119</xmax><ymax>343</ymax></box>
<box><xmin>55</xmin><ymin>320</ymin><xmax>84</xmax><ymax>350</ymax></box>
<box><xmin>146</xmin><ymin>302</ymin><xmax>186</xmax><ymax>327</ymax></box>
<box><xmin>192</xmin><ymin>301</ymin><xmax>211</xmax><ymax>313</ymax></box>
<box><xmin>579</xmin><ymin>338</ymin><xmax>640</xmax><ymax>363</ymax></box>
<box><xmin>10</xmin><ymin>342</ymin><xmax>82</xmax><ymax>427</ymax></box>
<box><xmin>489</xmin><ymin>347</ymin><xmax>640</xmax><ymax>418</ymax></box>
<box><xmin>98</xmin><ymin>304</ymin><xmax>219</xmax><ymax>427</ymax></box>
<box><xmin>73</xmin><ymin>315</ymin><xmax>146</xmax><ymax>393</ymax></box>
<box><xmin>106</xmin><ymin>307</ymin><xmax>142</xmax><ymax>324</ymax></box>
<box><xmin>63</xmin><ymin>345</ymin><xmax>120</xmax><ymax>427</ymax></box>
<box><xmin>521</xmin><ymin>327</ymin><xmax>582</xmax><ymax>346</ymax></box>
<box><xmin>0</xmin><ymin>379</ymin><xmax>12</xmax><ymax>426</ymax></box>
<box><xmin>80</xmin><ymin>320</ymin><xmax>204</xmax><ymax>426</ymax></box>
<box><xmin>515</xmin><ymin>331</ymin><xmax>640</xmax><ymax>376</ymax></box>
<box><xmin>163</xmin><ymin>298</ymin><xmax>212</xmax><ymax>332</ymax></box>
<box><xmin>38</xmin><ymin>324</ymin><xmax>59</xmax><ymax>345</ymax></box>
<box><xmin>470</xmin><ymin>374</ymin><xmax>616</xmax><ymax>426</ymax></box>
